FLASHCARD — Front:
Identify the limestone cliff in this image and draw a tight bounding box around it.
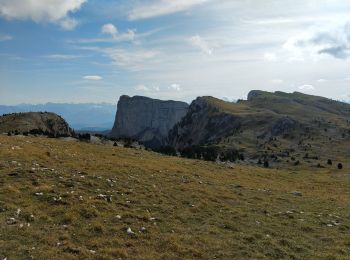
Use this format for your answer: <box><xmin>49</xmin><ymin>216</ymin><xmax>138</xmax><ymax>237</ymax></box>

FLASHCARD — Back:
<box><xmin>110</xmin><ymin>95</ymin><xmax>188</xmax><ymax>148</ymax></box>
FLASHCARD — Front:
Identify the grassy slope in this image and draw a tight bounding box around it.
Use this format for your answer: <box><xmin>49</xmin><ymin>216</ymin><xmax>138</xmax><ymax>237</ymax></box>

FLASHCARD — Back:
<box><xmin>197</xmin><ymin>94</ymin><xmax>350</xmax><ymax>167</ymax></box>
<box><xmin>0</xmin><ymin>136</ymin><xmax>350</xmax><ymax>259</ymax></box>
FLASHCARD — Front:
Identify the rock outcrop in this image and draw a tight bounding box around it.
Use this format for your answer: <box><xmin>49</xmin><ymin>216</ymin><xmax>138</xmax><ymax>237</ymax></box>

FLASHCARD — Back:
<box><xmin>110</xmin><ymin>95</ymin><xmax>188</xmax><ymax>148</ymax></box>
<box><xmin>0</xmin><ymin>112</ymin><xmax>73</xmax><ymax>137</ymax></box>
<box><xmin>168</xmin><ymin>97</ymin><xmax>242</xmax><ymax>150</ymax></box>
<box><xmin>168</xmin><ymin>91</ymin><xmax>350</xmax><ymax>163</ymax></box>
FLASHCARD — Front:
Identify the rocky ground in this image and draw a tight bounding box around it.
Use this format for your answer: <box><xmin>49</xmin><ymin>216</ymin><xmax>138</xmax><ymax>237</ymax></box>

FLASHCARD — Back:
<box><xmin>0</xmin><ymin>135</ymin><xmax>349</xmax><ymax>259</ymax></box>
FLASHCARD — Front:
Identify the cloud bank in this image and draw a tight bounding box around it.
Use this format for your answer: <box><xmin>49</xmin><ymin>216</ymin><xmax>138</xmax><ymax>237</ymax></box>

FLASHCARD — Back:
<box><xmin>0</xmin><ymin>0</ymin><xmax>86</xmax><ymax>30</ymax></box>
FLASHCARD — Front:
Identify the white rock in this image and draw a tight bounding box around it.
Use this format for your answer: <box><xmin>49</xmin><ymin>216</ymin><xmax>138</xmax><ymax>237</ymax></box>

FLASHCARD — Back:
<box><xmin>140</xmin><ymin>227</ymin><xmax>146</xmax><ymax>232</ymax></box>
<box><xmin>6</xmin><ymin>218</ymin><xmax>16</xmax><ymax>225</ymax></box>
<box><xmin>127</xmin><ymin>227</ymin><xmax>135</xmax><ymax>235</ymax></box>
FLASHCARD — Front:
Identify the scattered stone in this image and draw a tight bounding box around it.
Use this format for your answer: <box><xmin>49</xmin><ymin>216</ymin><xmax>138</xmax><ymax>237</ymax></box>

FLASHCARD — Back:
<box><xmin>15</xmin><ymin>208</ymin><xmax>21</xmax><ymax>217</ymax></box>
<box><xmin>126</xmin><ymin>227</ymin><xmax>135</xmax><ymax>235</ymax></box>
<box><xmin>331</xmin><ymin>220</ymin><xmax>341</xmax><ymax>226</ymax></box>
<box><xmin>140</xmin><ymin>227</ymin><xmax>147</xmax><ymax>233</ymax></box>
<box><xmin>116</xmin><ymin>215</ymin><xmax>122</xmax><ymax>219</ymax></box>
<box><xmin>291</xmin><ymin>191</ymin><xmax>303</xmax><ymax>196</ymax></box>
<box><xmin>6</xmin><ymin>218</ymin><xmax>16</xmax><ymax>225</ymax></box>
<box><xmin>97</xmin><ymin>194</ymin><xmax>112</xmax><ymax>202</ymax></box>
<box><xmin>35</xmin><ymin>192</ymin><xmax>44</xmax><ymax>196</ymax></box>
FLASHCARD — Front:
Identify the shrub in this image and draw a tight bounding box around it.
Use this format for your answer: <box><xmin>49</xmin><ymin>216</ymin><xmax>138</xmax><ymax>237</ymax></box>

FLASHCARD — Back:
<box><xmin>338</xmin><ymin>163</ymin><xmax>343</xmax><ymax>170</ymax></box>
<box><xmin>78</xmin><ymin>133</ymin><xmax>91</xmax><ymax>141</ymax></box>
<box><xmin>263</xmin><ymin>160</ymin><xmax>269</xmax><ymax>168</ymax></box>
<box><xmin>156</xmin><ymin>146</ymin><xmax>177</xmax><ymax>156</ymax></box>
<box><xmin>327</xmin><ymin>159</ymin><xmax>332</xmax><ymax>165</ymax></box>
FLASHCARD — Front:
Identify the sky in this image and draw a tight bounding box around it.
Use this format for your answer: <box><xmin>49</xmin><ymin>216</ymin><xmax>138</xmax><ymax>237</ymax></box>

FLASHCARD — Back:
<box><xmin>0</xmin><ymin>0</ymin><xmax>350</xmax><ymax>105</ymax></box>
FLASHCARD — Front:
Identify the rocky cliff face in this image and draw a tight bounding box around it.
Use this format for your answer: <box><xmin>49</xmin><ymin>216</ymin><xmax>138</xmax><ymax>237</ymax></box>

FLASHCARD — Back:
<box><xmin>0</xmin><ymin>112</ymin><xmax>73</xmax><ymax>137</ymax></box>
<box><xmin>110</xmin><ymin>95</ymin><xmax>188</xmax><ymax>148</ymax></box>
<box><xmin>168</xmin><ymin>97</ymin><xmax>242</xmax><ymax>150</ymax></box>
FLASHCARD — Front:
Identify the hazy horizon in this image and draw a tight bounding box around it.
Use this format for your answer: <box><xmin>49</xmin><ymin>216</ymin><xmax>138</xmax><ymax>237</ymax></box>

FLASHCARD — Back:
<box><xmin>1</xmin><ymin>0</ymin><xmax>350</xmax><ymax>104</ymax></box>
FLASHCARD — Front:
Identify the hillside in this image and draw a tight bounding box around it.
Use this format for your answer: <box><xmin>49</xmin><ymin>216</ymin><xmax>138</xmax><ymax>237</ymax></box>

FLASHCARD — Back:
<box><xmin>169</xmin><ymin>91</ymin><xmax>350</xmax><ymax>167</ymax></box>
<box><xmin>0</xmin><ymin>135</ymin><xmax>349</xmax><ymax>259</ymax></box>
<box><xmin>0</xmin><ymin>112</ymin><xmax>73</xmax><ymax>137</ymax></box>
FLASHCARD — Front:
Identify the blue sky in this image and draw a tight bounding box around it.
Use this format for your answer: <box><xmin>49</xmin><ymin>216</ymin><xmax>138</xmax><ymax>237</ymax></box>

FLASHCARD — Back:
<box><xmin>1</xmin><ymin>0</ymin><xmax>350</xmax><ymax>105</ymax></box>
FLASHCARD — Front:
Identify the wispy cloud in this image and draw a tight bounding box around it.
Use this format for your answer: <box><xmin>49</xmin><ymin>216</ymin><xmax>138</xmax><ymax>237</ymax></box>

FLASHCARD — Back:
<box><xmin>44</xmin><ymin>54</ymin><xmax>81</xmax><ymax>60</ymax></box>
<box><xmin>128</xmin><ymin>0</ymin><xmax>209</xmax><ymax>20</ymax></box>
<box><xmin>189</xmin><ymin>35</ymin><xmax>213</xmax><ymax>55</ymax></box>
<box><xmin>271</xmin><ymin>79</ymin><xmax>283</xmax><ymax>85</ymax></box>
<box><xmin>82</xmin><ymin>75</ymin><xmax>103</xmax><ymax>81</ymax></box>
<box><xmin>103</xmin><ymin>48</ymin><xmax>159</xmax><ymax>71</ymax></box>
<box><xmin>0</xmin><ymin>0</ymin><xmax>86</xmax><ymax>30</ymax></box>
<box><xmin>0</xmin><ymin>34</ymin><xmax>12</xmax><ymax>41</ymax></box>
<box><xmin>168</xmin><ymin>83</ymin><xmax>181</xmax><ymax>91</ymax></box>
<box><xmin>135</xmin><ymin>84</ymin><xmax>149</xmax><ymax>91</ymax></box>
<box><xmin>134</xmin><ymin>84</ymin><xmax>160</xmax><ymax>92</ymax></box>
<box><xmin>73</xmin><ymin>24</ymin><xmax>137</xmax><ymax>44</ymax></box>
<box><xmin>298</xmin><ymin>84</ymin><xmax>315</xmax><ymax>91</ymax></box>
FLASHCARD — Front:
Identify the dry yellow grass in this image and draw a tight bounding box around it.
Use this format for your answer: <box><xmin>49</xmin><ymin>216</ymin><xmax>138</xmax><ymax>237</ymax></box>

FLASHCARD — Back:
<box><xmin>0</xmin><ymin>135</ymin><xmax>349</xmax><ymax>259</ymax></box>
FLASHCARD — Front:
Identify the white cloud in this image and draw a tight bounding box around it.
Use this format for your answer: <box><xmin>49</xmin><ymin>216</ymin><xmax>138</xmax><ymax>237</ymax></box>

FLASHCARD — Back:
<box><xmin>344</xmin><ymin>77</ymin><xmax>350</xmax><ymax>81</ymax></box>
<box><xmin>0</xmin><ymin>34</ymin><xmax>12</xmax><ymax>41</ymax></box>
<box><xmin>271</xmin><ymin>79</ymin><xmax>283</xmax><ymax>84</ymax></box>
<box><xmin>101</xmin><ymin>23</ymin><xmax>118</xmax><ymax>38</ymax></box>
<box><xmin>99</xmin><ymin>23</ymin><xmax>135</xmax><ymax>42</ymax></box>
<box><xmin>298</xmin><ymin>84</ymin><xmax>315</xmax><ymax>91</ymax></box>
<box><xmin>264</xmin><ymin>52</ymin><xmax>277</xmax><ymax>61</ymax></box>
<box><xmin>135</xmin><ymin>84</ymin><xmax>150</xmax><ymax>91</ymax></box>
<box><xmin>128</xmin><ymin>0</ymin><xmax>209</xmax><ymax>20</ymax></box>
<box><xmin>83</xmin><ymin>75</ymin><xmax>103</xmax><ymax>81</ymax></box>
<box><xmin>189</xmin><ymin>35</ymin><xmax>213</xmax><ymax>55</ymax></box>
<box><xmin>60</xmin><ymin>17</ymin><xmax>79</xmax><ymax>30</ymax></box>
<box><xmin>168</xmin><ymin>83</ymin><xmax>181</xmax><ymax>91</ymax></box>
<box><xmin>103</xmin><ymin>48</ymin><xmax>158</xmax><ymax>70</ymax></box>
<box><xmin>317</xmin><ymin>79</ymin><xmax>327</xmax><ymax>83</ymax></box>
<box><xmin>135</xmin><ymin>84</ymin><xmax>161</xmax><ymax>92</ymax></box>
<box><xmin>45</xmin><ymin>54</ymin><xmax>80</xmax><ymax>60</ymax></box>
<box><xmin>283</xmin><ymin>21</ymin><xmax>350</xmax><ymax>61</ymax></box>
<box><xmin>0</xmin><ymin>0</ymin><xmax>86</xmax><ymax>30</ymax></box>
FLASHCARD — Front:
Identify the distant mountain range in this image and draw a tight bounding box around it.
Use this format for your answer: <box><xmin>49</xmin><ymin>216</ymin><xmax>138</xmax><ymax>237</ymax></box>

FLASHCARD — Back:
<box><xmin>0</xmin><ymin>103</ymin><xmax>116</xmax><ymax>131</ymax></box>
